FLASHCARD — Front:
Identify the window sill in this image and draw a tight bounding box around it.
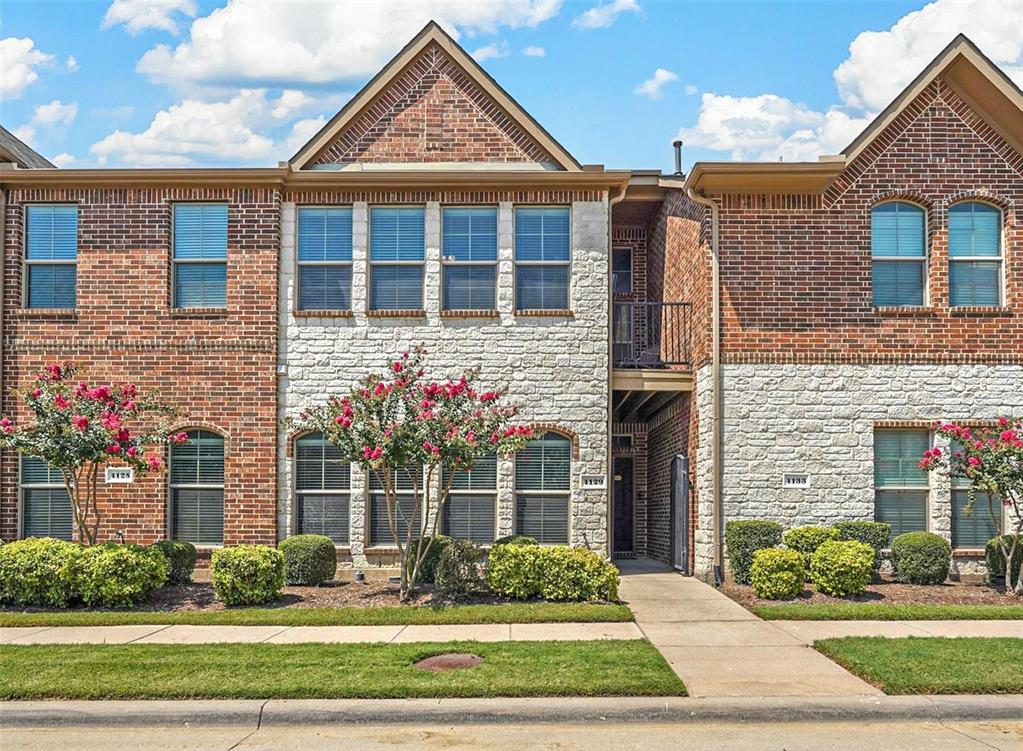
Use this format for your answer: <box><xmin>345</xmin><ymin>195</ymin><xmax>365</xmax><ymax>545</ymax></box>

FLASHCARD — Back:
<box><xmin>366</xmin><ymin>309</ymin><xmax>426</xmax><ymax>318</ymax></box>
<box><xmin>169</xmin><ymin>308</ymin><xmax>229</xmax><ymax>319</ymax></box>
<box><xmin>950</xmin><ymin>306</ymin><xmax>1013</xmax><ymax>317</ymax></box>
<box><xmin>14</xmin><ymin>308</ymin><xmax>77</xmax><ymax>319</ymax></box>
<box><xmin>440</xmin><ymin>309</ymin><xmax>500</xmax><ymax>319</ymax></box>
<box><xmin>874</xmin><ymin>306</ymin><xmax>935</xmax><ymax>317</ymax></box>
<box><xmin>514</xmin><ymin>309</ymin><xmax>574</xmax><ymax>318</ymax></box>
<box><xmin>294</xmin><ymin>309</ymin><xmax>354</xmax><ymax>318</ymax></box>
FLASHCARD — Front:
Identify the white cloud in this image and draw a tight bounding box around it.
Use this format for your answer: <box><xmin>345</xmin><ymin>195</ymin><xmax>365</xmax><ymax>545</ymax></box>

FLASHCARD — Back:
<box><xmin>282</xmin><ymin>116</ymin><xmax>327</xmax><ymax>155</ymax></box>
<box><xmin>684</xmin><ymin>84</ymin><xmax>698</xmax><ymax>96</ymax></box>
<box><xmin>634</xmin><ymin>68</ymin><xmax>678</xmax><ymax>99</ymax></box>
<box><xmin>472</xmin><ymin>40</ymin><xmax>510</xmax><ymax>62</ymax></box>
<box><xmin>65</xmin><ymin>55</ymin><xmax>79</xmax><ymax>72</ymax></box>
<box><xmin>33</xmin><ymin>100</ymin><xmax>79</xmax><ymax>126</ymax></box>
<box><xmin>135</xmin><ymin>0</ymin><xmax>562</xmax><ymax>89</ymax></box>
<box><xmin>52</xmin><ymin>153</ymin><xmax>76</xmax><ymax>168</ymax></box>
<box><xmin>102</xmin><ymin>0</ymin><xmax>198</xmax><ymax>35</ymax></box>
<box><xmin>572</xmin><ymin>0</ymin><xmax>641</xmax><ymax>29</ymax></box>
<box><xmin>522</xmin><ymin>45</ymin><xmax>545</xmax><ymax>57</ymax></box>
<box><xmin>92</xmin><ymin>105</ymin><xmax>136</xmax><ymax>120</ymax></box>
<box><xmin>12</xmin><ymin>125</ymin><xmax>36</xmax><ymax>144</ymax></box>
<box><xmin>0</xmin><ymin>37</ymin><xmax>55</xmax><ymax>98</ymax></box>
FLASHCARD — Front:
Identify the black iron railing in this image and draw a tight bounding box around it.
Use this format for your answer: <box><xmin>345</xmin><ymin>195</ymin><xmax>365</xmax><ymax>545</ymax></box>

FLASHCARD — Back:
<box><xmin>612</xmin><ymin>301</ymin><xmax>691</xmax><ymax>368</ymax></box>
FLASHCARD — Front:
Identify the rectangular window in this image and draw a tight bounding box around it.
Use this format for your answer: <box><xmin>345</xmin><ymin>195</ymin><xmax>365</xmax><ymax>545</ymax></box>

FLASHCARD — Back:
<box><xmin>949</xmin><ymin>203</ymin><xmax>1001</xmax><ymax>307</ymax></box>
<box><xmin>297</xmin><ymin>207</ymin><xmax>353</xmax><ymax>311</ymax></box>
<box><xmin>20</xmin><ymin>456</ymin><xmax>73</xmax><ymax>540</ymax></box>
<box><xmin>442</xmin><ymin>207</ymin><xmax>497</xmax><ymax>310</ymax></box>
<box><xmin>442</xmin><ymin>453</ymin><xmax>497</xmax><ymax>545</ymax></box>
<box><xmin>368</xmin><ymin>465</ymin><xmax>423</xmax><ymax>546</ymax></box>
<box><xmin>873</xmin><ymin>429</ymin><xmax>929</xmax><ymax>544</ymax></box>
<box><xmin>612</xmin><ymin>247</ymin><xmax>632</xmax><ymax>294</ymax></box>
<box><xmin>515</xmin><ymin>207</ymin><xmax>570</xmax><ymax>311</ymax></box>
<box><xmin>950</xmin><ymin>440</ymin><xmax>1002</xmax><ymax>548</ymax></box>
<box><xmin>871</xmin><ymin>202</ymin><xmax>926</xmax><ymax>307</ymax></box>
<box><xmin>515</xmin><ymin>433</ymin><xmax>571</xmax><ymax>544</ymax></box>
<box><xmin>25</xmin><ymin>204</ymin><xmax>77</xmax><ymax>309</ymax></box>
<box><xmin>173</xmin><ymin>203</ymin><xmax>228</xmax><ymax>308</ymax></box>
<box><xmin>370</xmin><ymin>207</ymin><xmax>424</xmax><ymax>310</ymax></box>
<box><xmin>295</xmin><ymin>432</ymin><xmax>350</xmax><ymax>544</ymax></box>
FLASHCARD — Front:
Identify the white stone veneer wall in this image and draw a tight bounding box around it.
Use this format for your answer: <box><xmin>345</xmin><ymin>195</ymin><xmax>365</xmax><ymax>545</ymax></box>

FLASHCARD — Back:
<box><xmin>276</xmin><ymin>200</ymin><xmax>610</xmax><ymax>567</ymax></box>
<box><xmin>696</xmin><ymin>363</ymin><xmax>1023</xmax><ymax>578</ymax></box>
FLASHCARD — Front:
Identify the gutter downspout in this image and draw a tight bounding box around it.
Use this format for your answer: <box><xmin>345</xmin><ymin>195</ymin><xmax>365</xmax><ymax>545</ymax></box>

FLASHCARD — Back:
<box><xmin>606</xmin><ymin>182</ymin><xmax>628</xmax><ymax>559</ymax></box>
<box><xmin>684</xmin><ymin>184</ymin><xmax>723</xmax><ymax>585</ymax></box>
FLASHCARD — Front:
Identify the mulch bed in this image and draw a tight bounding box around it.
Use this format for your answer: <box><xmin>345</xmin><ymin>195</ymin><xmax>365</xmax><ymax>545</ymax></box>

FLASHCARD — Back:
<box><xmin>721</xmin><ymin>579</ymin><xmax>1013</xmax><ymax>609</ymax></box>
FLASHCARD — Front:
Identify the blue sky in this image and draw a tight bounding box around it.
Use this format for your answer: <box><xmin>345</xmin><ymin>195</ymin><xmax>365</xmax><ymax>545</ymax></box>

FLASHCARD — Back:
<box><xmin>1</xmin><ymin>0</ymin><xmax>1019</xmax><ymax>171</ymax></box>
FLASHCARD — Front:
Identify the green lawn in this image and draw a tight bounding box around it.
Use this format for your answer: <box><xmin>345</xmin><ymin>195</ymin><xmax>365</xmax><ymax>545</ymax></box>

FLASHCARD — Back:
<box><xmin>0</xmin><ymin>602</ymin><xmax>632</xmax><ymax>628</ymax></box>
<box><xmin>815</xmin><ymin>637</ymin><xmax>1023</xmax><ymax>694</ymax></box>
<box><xmin>0</xmin><ymin>640</ymin><xmax>684</xmax><ymax>700</ymax></box>
<box><xmin>753</xmin><ymin>604</ymin><xmax>1023</xmax><ymax>621</ymax></box>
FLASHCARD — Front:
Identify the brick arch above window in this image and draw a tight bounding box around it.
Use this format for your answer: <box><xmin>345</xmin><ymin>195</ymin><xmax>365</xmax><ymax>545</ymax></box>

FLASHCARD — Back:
<box><xmin>943</xmin><ymin>190</ymin><xmax>1014</xmax><ymax>214</ymax></box>
<box><xmin>525</xmin><ymin>423</ymin><xmax>580</xmax><ymax>460</ymax></box>
<box><xmin>867</xmin><ymin>194</ymin><xmax>936</xmax><ymax>244</ymax></box>
<box><xmin>286</xmin><ymin>427</ymin><xmax>328</xmax><ymax>458</ymax></box>
<box><xmin>168</xmin><ymin>423</ymin><xmax>231</xmax><ymax>456</ymax></box>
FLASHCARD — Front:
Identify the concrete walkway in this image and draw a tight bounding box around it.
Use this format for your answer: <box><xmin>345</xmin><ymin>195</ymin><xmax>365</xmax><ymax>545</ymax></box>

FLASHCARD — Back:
<box><xmin>0</xmin><ymin>621</ymin><xmax>643</xmax><ymax>645</ymax></box>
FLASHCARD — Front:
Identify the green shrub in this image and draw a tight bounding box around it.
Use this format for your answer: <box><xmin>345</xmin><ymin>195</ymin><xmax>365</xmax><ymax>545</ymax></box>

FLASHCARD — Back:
<box><xmin>435</xmin><ymin>539</ymin><xmax>484</xmax><ymax>597</ymax></box>
<box><xmin>985</xmin><ymin>535</ymin><xmax>1023</xmax><ymax>584</ymax></box>
<box><xmin>534</xmin><ymin>547</ymin><xmax>619</xmax><ymax>602</ymax></box>
<box><xmin>750</xmin><ymin>548</ymin><xmax>805</xmax><ymax>600</ymax></box>
<box><xmin>78</xmin><ymin>544</ymin><xmax>169</xmax><ymax>608</ymax></box>
<box><xmin>279</xmin><ymin>535</ymin><xmax>337</xmax><ymax>586</ymax></box>
<box><xmin>725</xmin><ymin>520</ymin><xmax>783</xmax><ymax>585</ymax></box>
<box><xmin>210</xmin><ymin>545</ymin><xmax>285</xmax><ymax>606</ymax></box>
<box><xmin>810</xmin><ymin>540</ymin><xmax>874</xmax><ymax>596</ymax></box>
<box><xmin>891</xmin><ymin>532</ymin><xmax>951</xmax><ymax>585</ymax></box>
<box><xmin>491</xmin><ymin>535</ymin><xmax>538</xmax><ymax>548</ymax></box>
<box><xmin>783</xmin><ymin>526</ymin><xmax>840</xmax><ymax>575</ymax></box>
<box><xmin>150</xmin><ymin>540</ymin><xmax>197</xmax><ymax>585</ymax></box>
<box><xmin>834</xmin><ymin>521</ymin><xmax>891</xmax><ymax>575</ymax></box>
<box><xmin>486</xmin><ymin>542</ymin><xmax>541</xmax><ymax>599</ymax></box>
<box><xmin>0</xmin><ymin>537</ymin><xmax>82</xmax><ymax>607</ymax></box>
<box><xmin>405</xmin><ymin>535</ymin><xmax>452</xmax><ymax>584</ymax></box>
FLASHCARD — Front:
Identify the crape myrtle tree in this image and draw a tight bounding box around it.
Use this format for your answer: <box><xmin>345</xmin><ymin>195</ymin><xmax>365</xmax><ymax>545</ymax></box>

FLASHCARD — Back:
<box><xmin>0</xmin><ymin>361</ymin><xmax>184</xmax><ymax>545</ymax></box>
<box><xmin>920</xmin><ymin>418</ymin><xmax>1023</xmax><ymax>595</ymax></box>
<box><xmin>289</xmin><ymin>348</ymin><xmax>533</xmax><ymax>601</ymax></box>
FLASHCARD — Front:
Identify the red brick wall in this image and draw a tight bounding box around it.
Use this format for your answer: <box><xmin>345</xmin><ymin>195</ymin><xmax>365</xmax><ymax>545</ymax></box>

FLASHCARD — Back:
<box><xmin>645</xmin><ymin>393</ymin><xmax>697</xmax><ymax>568</ymax></box>
<box><xmin>1</xmin><ymin>186</ymin><xmax>280</xmax><ymax>545</ymax></box>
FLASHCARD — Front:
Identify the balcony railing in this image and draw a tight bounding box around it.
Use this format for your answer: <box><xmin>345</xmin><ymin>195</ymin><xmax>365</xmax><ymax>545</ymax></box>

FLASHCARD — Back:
<box><xmin>613</xmin><ymin>301</ymin><xmax>691</xmax><ymax>368</ymax></box>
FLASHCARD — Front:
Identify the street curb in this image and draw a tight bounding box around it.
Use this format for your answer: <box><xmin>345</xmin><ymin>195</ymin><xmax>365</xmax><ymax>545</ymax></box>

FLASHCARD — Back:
<box><xmin>3</xmin><ymin>695</ymin><xmax>1023</xmax><ymax>728</ymax></box>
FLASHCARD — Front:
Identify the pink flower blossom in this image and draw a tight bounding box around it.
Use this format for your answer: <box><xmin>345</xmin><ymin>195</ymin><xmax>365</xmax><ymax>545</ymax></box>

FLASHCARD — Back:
<box><xmin>146</xmin><ymin>456</ymin><xmax>162</xmax><ymax>471</ymax></box>
<box><xmin>30</xmin><ymin>388</ymin><xmax>41</xmax><ymax>399</ymax></box>
<box><xmin>87</xmin><ymin>386</ymin><xmax>111</xmax><ymax>402</ymax></box>
<box><xmin>968</xmin><ymin>456</ymin><xmax>982</xmax><ymax>467</ymax></box>
<box><xmin>392</xmin><ymin>361</ymin><xmax>403</xmax><ymax>373</ymax></box>
<box><xmin>54</xmin><ymin>394</ymin><xmax>69</xmax><ymax>410</ymax></box>
<box><xmin>74</xmin><ymin>382</ymin><xmax>89</xmax><ymax>397</ymax></box>
<box><xmin>126</xmin><ymin>446</ymin><xmax>138</xmax><ymax>458</ymax></box>
<box><xmin>168</xmin><ymin>431</ymin><xmax>188</xmax><ymax>444</ymax></box>
<box><xmin>106</xmin><ymin>444</ymin><xmax>121</xmax><ymax>454</ymax></box>
<box><xmin>0</xmin><ymin>417</ymin><xmax>13</xmax><ymax>435</ymax></box>
<box><xmin>1000</xmin><ymin>430</ymin><xmax>1018</xmax><ymax>443</ymax></box>
<box><xmin>101</xmin><ymin>412</ymin><xmax>122</xmax><ymax>431</ymax></box>
<box><xmin>45</xmin><ymin>363</ymin><xmax>63</xmax><ymax>381</ymax></box>
<box><xmin>72</xmin><ymin>415</ymin><xmax>89</xmax><ymax>432</ymax></box>
<box><xmin>999</xmin><ymin>417</ymin><xmax>1010</xmax><ymax>427</ymax></box>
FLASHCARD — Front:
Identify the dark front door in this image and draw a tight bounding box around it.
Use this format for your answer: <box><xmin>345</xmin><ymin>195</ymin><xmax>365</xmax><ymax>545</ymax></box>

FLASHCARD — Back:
<box><xmin>613</xmin><ymin>457</ymin><xmax>634</xmax><ymax>554</ymax></box>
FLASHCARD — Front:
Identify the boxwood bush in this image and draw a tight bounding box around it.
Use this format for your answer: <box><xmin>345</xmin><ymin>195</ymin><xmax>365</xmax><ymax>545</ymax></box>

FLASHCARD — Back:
<box><xmin>435</xmin><ymin>539</ymin><xmax>484</xmax><ymax>597</ymax></box>
<box><xmin>486</xmin><ymin>544</ymin><xmax>619</xmax><ymax>601</ymax></box>
<box><xmin>0</xmin><ymin>537</ymin><xmax>82</xmax><ymax>607</ymax></box>
<box><xmin>891</xmin><ymin>531</ymin><xmax>951</xmax><ymax>585</ymax></box>
<box><xmin>210</xmin><ymin>545</ymin><xmax>285</xmax><ymax>605</ymax></box>
<box><xmin>279</xmin><ymin>534</ymin><xmax>337</xmax><ymax>586</ymax></box>
<box><xmin>405</xmin><ymin>535</ymin><xmax>452</xmax><ymax>584</ymax></box>
<box><xmin>783</xmin><ymin>526</ymin><xmax>840</xmax><ymax>576</ymax></box>
<box><xmin>486</xmin><ymin>542</ymin><xmax>541</xmax><ymax>599</ymax></box>
<box><xmin>750</xmin><ymin>548</ymin><xmax>805</xmax><ymax>600</ymax></box>
<box><xmin>725</xmin><ymin>520</ymin><xmax>783</xmax><ymax>585</ymax></box>
<box><xmin>78</xmin><ymin>544</ymin><xmax>169</xmax><ymax>608</ymax></box>
<box><xmin>150</xmin><ymin>540</ymin><xmax>197</xmax><ymax>585</ymax></box>
<box><xmin>986</xmin><ymin>535</ymin><xmax>1023</xmax><ymax>584</ymax></box>
<box><xmin>834</xmin><ymin>521</ymin><xmax>891</xmax><ymax>576</ymax></box>
<box><xmin>809</xmin><ymin>539</ymin><xmax>874</xmax><ymax>596</ymax></box>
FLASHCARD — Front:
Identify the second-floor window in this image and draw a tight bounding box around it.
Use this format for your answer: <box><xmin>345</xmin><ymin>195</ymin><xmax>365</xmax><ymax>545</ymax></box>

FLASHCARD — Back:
<box><xmin>871</xmin><ymin>201</ymin><xmax>925</xmax><ymax>307</ymax></box>
<box><xmin>949</xmin><ymin>202</ymin><xmax>1001</xmax><ymax>307</ymax></box>
<box><xmin>873</xmin><ymin>429</ymin><xmax>929</xmax><ymax>545</ymax></box>
<box><xmin>515</xmin><ymin>207</ymin><xmax>570</xmax><ymax>311</ymax></box>
<box><xmin>26</xmin><ymin>204</ymin><xmax>77</xmax><ymax>309</ymax></box>
<box><xmin>174</xmin><ymin>203</ymin><xmax>228</xmax><ymax>308</ymax></box>
<box><xmin>612</xmin><ymin>247</ymin><xmax>632</xmax><ymax>294</ymax></box>
<box><xmin>442</xmin><ymin>207</ymin><xmax>498</xmax><ymax>311</ymax></box>
<box><xmin>297</xmin><ymin>207</ymin><xmax>353</xmax><ymax>311</ymax></box>
<box><xmin>370</xmin><ymin>207</ymin><xmax>424</xmax><ymax>311</ymax></box>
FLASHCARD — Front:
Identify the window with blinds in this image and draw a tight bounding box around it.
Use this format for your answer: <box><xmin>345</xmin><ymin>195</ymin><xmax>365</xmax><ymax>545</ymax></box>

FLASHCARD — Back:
<box><xmin>950</xmin><ymin>440</ymin><xmax>1002</xmax><ymax>548</ymax></box>
<box><xmin>871</xmin><ymin>202</ymin><xmax>926</xmax><ymax>307</ymax></box>
<box><xmin>20</xmin><ymin>456</ymin><xmax>73</xmax><ymax>540</ymax></box>
<box><xmin>170</xmin><ymin>429</ymin><xmax>225</xmax><ymax>545</ymax></box>
<box><xmin>370</xmin><ymin>207</ymin><xmax>425</xmax><ymax>310</ymax></box>
<box><xmin>26</xmin><ymin>204</ymin><xmax>77</xmax><ymax>309</ymax></box>
<box><xmin>873</xmin><ymin>429</ymin><xmax>929</xmax><ymax>544</ymax></box>
<box><xmin>612</xmin><ymin>247</ymin><xmax>632</xmax><ymax>295</ymax></box>
<box><xmin>949</xmin><ymin>202</ymin><xmax>1002</xmax><ymax>307</ymax></box>
<box><xmin>368</xmin><ymin>464</ymin><xmax>424</xmax><ymax>546</ymax></box>
<box><xmin>515</xmin><ymin>432</ymin><xmax>570</xmax><ymax>544</ymax></box>
<box><xmin>442</xmin><ymin>453</ymin><xmax>497</xmax><ymax>545</ymax></box>
<box><xmin>294</xmin><ymin>432</ymin><xmax>350</xmax><ymax>543</ymax></box>
<box><xmin>515</xmin><ymin>207</ymin><xmax>570</xmax><ymax>310</ymax></box>
<box><xmin>442</xmin><ymin>207</ymin><xmax>498</xmax><ymax>311</ymax></box>
<box><xmin>173</xmin><ymin>203</ymin><xmax>228</xmax><ymax>308</ymax></box>
<box><xmin>297</xmin><ymin>207</ymin><xmax>353</xmax><ymax>311</ymax></box>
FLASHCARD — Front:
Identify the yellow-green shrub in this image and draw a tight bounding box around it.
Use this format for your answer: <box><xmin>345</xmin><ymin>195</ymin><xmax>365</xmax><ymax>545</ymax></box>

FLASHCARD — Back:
<box><xmin>810</xmin><ymin>540</ymin><xmax>874</xmax><ymax>596</ymax></box>
<box><xmin>78</xmin><ymin>544</ymin><xmax>169</xmax><ymax>608</ymax></box>
<box><xmin>750</xmin><ymin>548</ymin><xmax>805</xmax><ymax>600</ymax></box>
<box><xmin>0</xmin><ymin>537</ymin><xmax>82</xmax><ymax>607</ymax></box>
<box><xmin>210</xmin><ymin>545</ymin><xmax>285</xmax><ymax>606</ymax></box>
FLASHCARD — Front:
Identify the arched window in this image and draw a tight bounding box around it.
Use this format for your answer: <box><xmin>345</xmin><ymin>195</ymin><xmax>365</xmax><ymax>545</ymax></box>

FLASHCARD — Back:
<box><xmin>19</xmin><ymin>455</ymin><xmax>72</xmax><ymax>540</ymax></box>
<box><xmin>294</xmin><ymin>432</ymin><xmax>350</xmax><ymax>544</ymax></box>
<box><xmin>871</xmin><ymin>201</ymin><xmax>926</xmax><ymax>307</ymax></box>
<box><xmin>442</xmin><ymin>452</ymin><xmax>497</xmax><ymax>545</ymax></box>
<box><xmin>170</xmin><ymin>429</ymin><xmax>224</xmax><ymax>545</ymax></box>
<box><xmin>949</xmin><ymin>202</ymin><xmax>1002</xmax><ymax>307</ymax></box>
<box><xmin>514</xmin><ymin>432</ymin><xmax>571</xmax><ymax>544</ymax></box>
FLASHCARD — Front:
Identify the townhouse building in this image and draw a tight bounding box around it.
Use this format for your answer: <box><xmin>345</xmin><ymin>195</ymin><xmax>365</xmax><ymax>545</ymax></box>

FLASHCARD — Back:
<box><xmin>1</xmin><ymin>26</ymin><xmax>1020</xmax><ymax>580</ymax></box>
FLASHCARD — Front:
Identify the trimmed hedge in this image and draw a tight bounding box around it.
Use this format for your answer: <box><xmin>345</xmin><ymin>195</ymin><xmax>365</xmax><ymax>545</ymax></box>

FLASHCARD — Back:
<box><xmin>486</xmin><ymin>545</ymin><xmax>619</xmax><ymax>602</ymax></box>
<box><xmin>0</xmin><ymin>537</ymin><xmax>82</xmax><ymax>607</ymax></box>
<box><xmin>279</xmin><ymin>535</ymin><xmax>337</xmax><ymax>586</ymax></box>
<box><xmin>78</xmin><ymin>544</ymin><xmax>169</xmax><ymax>608</ymax></box>
<box><xmin>986</xmin><ymin>535</ymin><xmax>1023</xmax><ymax>584</ymax></box>
<box><xmin>435</xmin><ymin>539</ymin><xmax>484</xmax><ymax>597</ymax></box>
<box><xmin>492</xmin><ymin>535</ymin><xmax>539</xmax><ymax>548</ymax></box>
<box><xmin>405</xmin><ymin>536</ymin><xmax>452</xmax><ymax>584</ymax></box>
<box><xmin>891</xmin><ymin>532</ymin><xmax>951</xmax><ymax>585</ymax></box>
<box><xmin>150</xmin><ymin>540</ymin><xmax>197</xmax><ymax>585</ymax></box>
<box><xmin>810</xmin><ymin>540</ymin><xmax>874</xmax><ymax>596</ymax></box>
<box><xmin>210</xmin><ymin>545</ymin><xmax>285</xmax><ymax>606</ymax></box>
<box><xmin>783</xmin><ymin>526</ymin><xmax>840</xmax><ymax>576</ymax></box>
<box><xmin>834</xmin><ymin>521</ymin><xmax>891</xmax><ymax>576</ymax></box>
<box><xmin>750</xmin><ymin>548</ymin><xmax>805</xmax><ymax>600</ymax></box>
<box><xmin>486</xmin><ymin>542</ymin><xmax>539</xmax><ymax>599</ymax></box>
<box><xmin>725</xmin><ymin>520</ymin><xmax>783</xmax><ymax>585</ymax></box>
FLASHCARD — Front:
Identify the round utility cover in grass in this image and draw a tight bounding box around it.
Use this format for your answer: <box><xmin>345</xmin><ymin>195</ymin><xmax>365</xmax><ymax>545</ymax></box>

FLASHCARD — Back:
<box><xmin>413</xmin><ymin>653</ymin><xmax>484</xmax><ymax>672</ymax></box>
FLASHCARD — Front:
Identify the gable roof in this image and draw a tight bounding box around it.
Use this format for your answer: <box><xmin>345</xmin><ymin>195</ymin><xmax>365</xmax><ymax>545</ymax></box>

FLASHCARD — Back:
<box><xmin>0</xmin><ymin>125</ymin><xmax>55</xmax><ymax>168</ymax></box>
<box><xmin>289</xmin><ymin>21</ymin><xmax>581</xmax><ymax>171</ymax></box>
